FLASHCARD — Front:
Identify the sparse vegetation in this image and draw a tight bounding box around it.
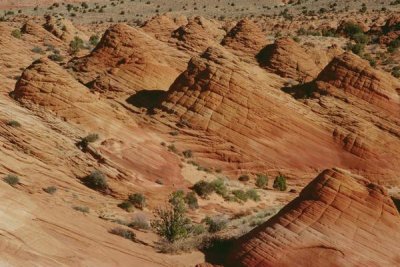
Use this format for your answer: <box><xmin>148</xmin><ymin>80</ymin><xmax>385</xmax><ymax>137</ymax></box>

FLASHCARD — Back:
<box><xmin>73</xmin><ymin>206</ymin><xmax>90</xmax><ymax>213</ymax></box>
<box><xmin>83</xmin><ymin>170</ymin><xmax>108</xmax><ymax>190</ymax></box>
<box><xmin>193</xmin><ymin>180</ymin><xmax>214</xmax><ymax>198</ymax></box>
<box><xmin>273</xmin><ymin>174</ymin><xmax>287</xmax><ymax>191</ymax></box>
<box><xmin>3</xmin><ymin>174</ymin><xmax>19</xmax><ymax>186</ymax></box>
<box><xmin>69</xmin><ymin>36</ymin><xmax>84</xmax><ymax>54</ymax></box>
<box><xmin>77</xmin><ymin>133</ymin><xmax>99</xmax><ymax>149</ymax></box>
<box><xmin>11</xmin><ymin>29</ymin><xmax>21</xmax><ymax>39</ymax></box>
<box><xmin>203</xmin><ymin>216</ymin><xmax>228</xmax><ymax>233</ymax></box>
<box><xmin>7</xmin><ymin>120</ymin><xmax>21</xmax><ymax>127</ymax></box>
<box><xmin>129</xmin><ymin>193</ymin><xmax>146</xmax><ymax>210</ymax></box>
<box><xmin>43</xmin><ymin>186</ymin><xmax>57</xmax><ymax>194</ymax></box>
<box><xmin>255</xmin><ymin>174</ymin><xmax>268</xmax><ymax>188</ymax></box>
<box><xmin>109</xmin><ymin>227</ymin><xmax>136</xmax><ymax>241</ymax></box>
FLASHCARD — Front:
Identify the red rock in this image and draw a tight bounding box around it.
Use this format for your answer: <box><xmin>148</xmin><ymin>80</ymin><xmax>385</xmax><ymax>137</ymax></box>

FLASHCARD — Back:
<box><xmin>228</xmin><ymin>168</ymin><xmax>400</xmax><ymax>267</ymax></box>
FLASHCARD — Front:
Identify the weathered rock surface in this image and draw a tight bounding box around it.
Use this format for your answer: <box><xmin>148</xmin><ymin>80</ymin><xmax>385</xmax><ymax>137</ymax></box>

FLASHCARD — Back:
<box><xmin>221</xmin><ymin>19</ymin><xmax>267</xmax><ymax>59</ymax></box>
<box><xmin>13</xmin><ymin>57</ymin><xmax>95</xmax><ymax>115</ymax></box>
<box><xmin>43</xmin><ymin>15</ymin><xmax>88</xmax><ymax>43</ymax></box>
<box><xmin>160</xmin><ymin>46</ymin><xmax>367</xmax><ymax>177</ymax></box>
<box><xmin>257</xmin><ymin>38</ymin><xmax>341</xmax><ymax>82</ymax></box>
<box><xmin>70</xmin><ymin>23</ymin><xmax>190</xmax><ymax>95</ymax></box>
<box><xmin>170</xmin><ymin>16</ymin><xmax>226</xmax><ymax>55</ymax></box>
<box><xmin>229</xmin><ymin>168</ymin><xmax>400</xmax><ymax>267</ymax></box>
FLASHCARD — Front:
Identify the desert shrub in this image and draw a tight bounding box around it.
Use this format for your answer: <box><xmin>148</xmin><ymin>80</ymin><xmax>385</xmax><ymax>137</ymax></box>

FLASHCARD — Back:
<box><xmin>169</xmin><ymin>190</ymin><xmax>186</xmax><ymax>212</ymax></box>
<box><xmin>43</xmin><ymin>186</ymin><xmax>57</xmax><ymax>194</ymax></box>
<box><xmin>3</xmin><ymin>174</ymin><xmax>19</xmax><ymax>186</ymax></box>
<box><xmin>31</xmin><ymin>46</ymin><xmax>44</xmax><ymax>54</ymax></box>
<box><xmin>343</xmin><ymin>22</ymin><xmax>363</xmax><ymax>37</ymax></box>
<box><xmin>182</xmin><ymin>150</ymin><xmax>193</xmax><ymax>158</ymax></box>
<box><xmin>351</xmin><ymin>32</ymin><xmax>369</xmax><ymax>44</ymax></box>
<box><xmin>83</xmin><ymin>170</ymin><xmax>108</xmax><ymax>190</ymax></box>
<box><xmin>210</xmin><ymin>178</ymin><xmax>228</xmax><ymax>196</ymax></box>
<box><xmin>190</xmin><ymin>223</ymin><xmax>206</xmax><ymax>236</ymax></box>
<box><xmin>73</xmin><ymin>206</ymin><xmax>90</xmax><ymax>213</ymax></box>
<box><xmin>193</xmin><ymin>180</ymin><xmax>214</xmax><ymax>198</ymax></box>
<box><xmin>255</xmin><ymin>174</ymin><xmax>268</xmax><ymax>188</ymax></box>
<box><xmin>129</xmin><ymin>193</ymin><xmax>146</xmax><ymax>210</ymax></box>
<box><xmin>273</xmin><ymin>174</ymin><xmax>287</xmax><ymax>191</ymax></box>
<box><xmin>11</xmin><ymin>29</ymin><xmax>21</xmax><ymax>39</ymax></box>
<box><xmin>157</xmin><ymin>238</ymin><xmax>203</xmax><ymax>254</ymax></box>
<box><xmin>48</xmin><ymin>53</ymin><xmax>64</xmax><ymax>62</ymax></box>
<box><xmin>77</xmin><ymin>133</ymin><xmax>99</xmax><ymax>149</ymax></box>
<box><xmin>392</xmin><ymin>66</ymin><xmax>400</xmax><ymax>78</ymax></box>
<box><xmin>129</xmin><ymin>213</ymin><xmax>150</xmax><ymax>230</ymax></box>
<box><xmin>109</xmin><ymin>227</ymin><xmax>136</xmax><ymax>241</ymax></box>
<box><xmin>184</xmin><ymin>191</ymin><xmax>199</xmax><ymax>210</ymax></box>
<box><xmin>7</xmin><ymin>120</ymin><xmax>21</xmax><ymax>127</ymax></box>
<box><xmin>118</xmin><ymin>200</ymin><xmax>134</xmax><ymax>211</ymax></box>
<box><xmin>346</xmin><ymin>42</ymin><xmax>364</xmax><ymax>55</ymax></box>
<box><xmin>69</xmin><ymin>36</ymin><xmax>84</xmax><ymax>54</ymax></box>
<box><xmin>203</xmin><ymin>216</ymin><xmax>228</xmax><ymax>233</ymax></box>
<box><xmin>89</xmin><ymin>34</ymin><xmax>99</xmax><ymax>46</ymax></box>
<box><xmin>151</xmin><ymin>204</ymin><xmax>191</xmax><ymax>243</ymax></box>
<box><xmin>232</xmin><ymin>189</ymin><xmax>248</xmax><ymax>202</ymax></box>
<box><xmin>246</xmin><ymin>189</ymin><xmax>260</xmax><ymax>202</ymax></box>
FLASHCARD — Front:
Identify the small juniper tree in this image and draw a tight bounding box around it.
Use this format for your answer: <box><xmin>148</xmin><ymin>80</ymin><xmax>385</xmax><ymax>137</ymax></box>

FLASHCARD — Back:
<box><xmin>273</xmin><ymin>174</ymin><xmax>287</xmax><ymax>191</ymax></box>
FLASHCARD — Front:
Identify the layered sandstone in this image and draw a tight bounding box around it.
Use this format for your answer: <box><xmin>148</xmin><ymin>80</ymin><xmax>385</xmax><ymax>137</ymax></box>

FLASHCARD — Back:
<box><xmin>43</xmin><ymin>15</ymin><xmax>88</xmax><ymax>43</ymax></box>
<box><xmin>221</xmin><ymin>19</ymin><xmax>268</xmax><ymax>59</ymax></box>
<box><xmin>69</xmin><ymin>23</ymin><xmax>190</xmax><ymax>95</ymax></box>
<box><xmin>13</xmin><ymin>57</ymin><xmax>95</xmax><ymax>116</ymax></box>
<box><xmin>257</xmin><ymin>38</ymin><xmax>341</xmax><ymax>82</ymax></box>
<box><xmin>229</xmin><ymin>168</ymin><xmax>400</xmax><ymax>267</ymax></box>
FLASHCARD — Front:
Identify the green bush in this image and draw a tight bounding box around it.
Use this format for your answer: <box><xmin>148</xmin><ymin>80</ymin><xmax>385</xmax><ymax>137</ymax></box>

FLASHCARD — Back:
<box><xmin>193</xmin><ymin>180</ymin><xmax>214</xmax><ymax>198</ymax></box>
<box><xmin>118</xmin><ymin>200</ymin><xmax>134</xmax><ymax>211</ymax></box>
<box><xmin>185</xmin><ymin>192</ymin><xmax>199</xmax><ymax>210</ymax></box>
<box><xmin>129</xmin><ymin>193</ymin><xmax>146</xmax><ymax>210</ymax></box>
<box><xmin>89</xmin><ymin>34</ymin><xmax>99</xmax><ymax>46</ymax></box>
<box><xmin>73</xmin><ymin>206</ymin><xmax>89</xmax><ymax>213</ymax></box>
<box><xmin>7</xmin><ymin>120</ymin><xmax>21</xmax><ymax>127</ymax></box>
<box><xmin>273</xmin><ymin>174</ymin><xmax>287</xmax><ymax>191</ymax></box>
<box><xmin>77</xmin><ymin>133</ymin><xmax>99</xmax><ymax>149</ymax></box>
<box><xmin>203</xmin><ymin>216</ymin><xmax>228</xmax><ymax>233</ymax></box>
<box><xmin>69</xmin><ymin>36</ymin><xmax>84</xmax><ymax>54</ymax></box>
<box><xmin>11</xmin><ymin>29</ymin><xmax>21</xmax><ymax>39</ymax></box>
<box><xmin>351</xmin><ymin>32</ymin><xmax>369</xmax><ymax>44</ymax></box>
<box><xmin>109</xmin><ymin>227</ymin><xmax>136</xmax><ymax>241</ymax></box>
<box><xmin>246</xmin><ymin>189</ymin><xmax>260</xmax><ymax>202</ymax></box>
<box><xmin>48</xmin><ymin>53</ymin><xmax>64</xmax><ymax>62</ymax></box>
<box><xmin>210</xmin><ymin>178</ymin><xmax>228</xmax><ymax>196</ymax></box>
<box><xmin>232</xmin><ymin>189</ymin><xmax>248</xmax><ymax>202</ymax></box>
<box><xmin>129</xmin><ymin>213</ymin><xmax>150</xmax><ymax>230</ymax></box>
<box><xmin>83</xmin><ymin>170</ymin><xmax>108</xmax><ymax>190</ymax></box>
<box><xmin>182</xmin><ymin>150</ymin><xmax>193</xmax><ymax>158</ymax></box>
<box><xmin>343</xmin><ymin>22</ymin><xmax>363</xmax><ymax>37</ymax></box>
<box><xmin>31</xmin><ymin>46</ymin><xmax>44</xmax><ymax>54</ymax></box>
<box><xmin>151</xmin><ymin>204</ymin><xmax>191</xmax><ymax>243</ymax></box>
<box><xmin>43</xmin><ymin>186</ymin><xmax>57</xmax><ymax>194</ymax></box>
<box><xmin>3</xmin><ymin>174</ymin><xmax>19</xmax><ymax>186</ymax></box>
<box><xmin>255</xmin><ymin>174</ymin><xmax>268</xmax><ymax>188</ymax></box>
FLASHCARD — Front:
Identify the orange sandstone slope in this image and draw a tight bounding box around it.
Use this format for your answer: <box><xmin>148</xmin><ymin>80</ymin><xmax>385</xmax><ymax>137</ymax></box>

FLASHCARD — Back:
<box><xmin>69</xmin><ymin>23</ymin><xmax>190</xmax><ymax>95</ymax></box>
<box><xmin>301</xmin><ymin>52</ymin><xmax>400</xmax><ymax>184</ymax></box>
<box><xmin>257</xmin><ymin>37</ymin><xmax>342</xmax><ymax>83</ymax></box>
<box><xmin>160</xmin><ymin>46</ymin><xmax>362</xmax><ymax>176</ymax></box>
<box><xmin>228</xmin><ymin>168</ymin><xmax>400</xmax><ymax>267</ymax></box>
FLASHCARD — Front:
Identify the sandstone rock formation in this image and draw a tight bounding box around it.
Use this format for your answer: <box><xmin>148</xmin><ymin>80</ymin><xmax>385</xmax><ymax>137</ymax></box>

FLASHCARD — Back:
<box><xmin>229</xmin><ymin>168</ymin><xmax>400</xmax><ymax>267</ymax></box>
<box><xmin>21</xmin><ymin>20</ymin><xmax>65</xmax><ymax>47</ymax></box>
<box><xmin>160</xmin><ymin>45</ymin><xmax>368</xmax><ymax>177</ymax></box>
<box><xmin>221</xmin><ymin>19</ymin><xmax>268</xmax><ymax>59</ymax></box>
<box><xmin>69</xmin><ymin>23</ymin><xmax>190</xmax><ymax>95</ymax></box>
<box><xmin>43</xmin><ymin>15</ymin><xmax>88</xmax><ymax>43</ymax></box>
<box><xmin>257</xmin><ymin>38</ymin><xmax>341</xmax><ymax>82</ymax></box>
<box><xmin>13</xmin><ymin>57</ymin><xmax>94</xmax><ymax>115</ymax></box>
<box><xmin>170</xmin><ymin>16</ymin><xmax>226</xmax><ymax>55</ymax></box>
<box><xmin>141</xmin><ymin>14</ymin><xmax>181</xmax><ymax>42</ymax></box>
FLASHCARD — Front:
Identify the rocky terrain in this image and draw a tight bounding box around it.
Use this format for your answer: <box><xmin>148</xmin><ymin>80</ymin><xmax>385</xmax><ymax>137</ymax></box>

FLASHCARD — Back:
<box><xmin>0</xmin><ymin>1</ymin><xmax>400</xmax><ymax>267</ymax></box>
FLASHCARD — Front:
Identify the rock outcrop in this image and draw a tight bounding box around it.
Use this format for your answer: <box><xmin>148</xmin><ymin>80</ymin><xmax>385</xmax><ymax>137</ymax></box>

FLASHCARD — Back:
<box><xmin>43</xmin><ymin>15</ymin><xmax>88</xmax><ymax>43</ymax></box>
<box><xmin>170</xmin><ymin>16</ymin><xmax>226</xmax><ymax>55</ymax></box>
<box><xmin>315</xmin><ymin>52</ymin><xmax>400</xmax><ymax>114</ymax></box>
<box><xmin>221</xmin><ymin>19</ymin><xmax>267</xmax><ymax>59</ymax></box>
<box><xmin>13</xmin><ymin>58</ymin><xmax>94</xmax><ymax>115</ymax></box>
<box><xmin>141</xmin><ymin>14</ymin><xmax>181</xmax><ymax>42</ymax></box>
<box><xmin>257</xmin><ymin>38</ymin><xmax>341</xmax><ymax>83</ymax></box>
<box><xmin>70</xmin><ymin>24</ymin><xmax>190</xmax><ymax>95</ymax></box>
<box><xmin>229</xmin><ymin>168</ymin><xmax>400</xmax><ymax>267</ymax></box>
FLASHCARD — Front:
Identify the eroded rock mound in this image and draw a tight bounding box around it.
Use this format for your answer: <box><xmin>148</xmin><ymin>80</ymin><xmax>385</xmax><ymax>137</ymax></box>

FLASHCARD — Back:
<box><xmin>170</xmin><ymin>16</ymin><xmax>226</xmax><ymax>55</ymax></box>
<box><xmin>257</xmin><ymin>38</ymin><xmax>341</xmax><ymax>83</ymax></box>
<box><xmin>13</xmin><ymin>58</ymin><xmax>94</xmax><ymax>113</ymax></box>
<box><xmin>221</xmin><ymin>19</ymin><xmax>267</xmax><ymax>58</ymax></box>
<box><xmin>229</xmin><ymin>168</ymin><xmax>400</xmax><ymax>267</ymax></box>
<box><xmin>141</xmin><ymin>14</ymin><xmax>181</xmax><ymax>41</ymax></box>
<box><xmin>70</xmin><ymin>23</ymin><xmax>189</xmax><ymax>94</ymax></box>
<box><xmin>43</xmin><ymin>15</ymin><xmax>88</xmax><ymax>43</ymax></box>
<box><xmin>315</xmin><ymin>52</ymin><xmax>400</xmax><ymax>114</ymax></box>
